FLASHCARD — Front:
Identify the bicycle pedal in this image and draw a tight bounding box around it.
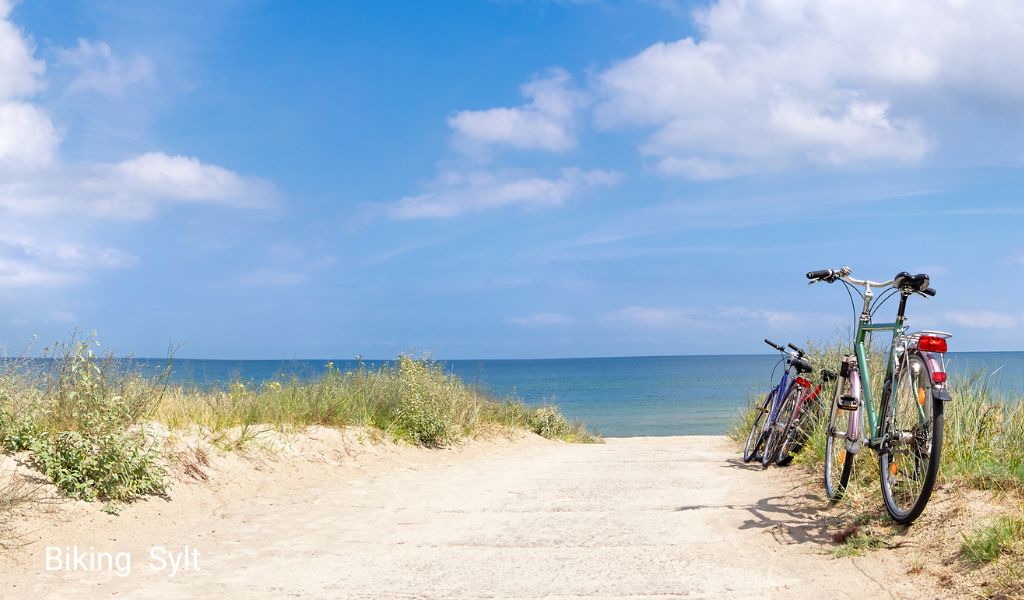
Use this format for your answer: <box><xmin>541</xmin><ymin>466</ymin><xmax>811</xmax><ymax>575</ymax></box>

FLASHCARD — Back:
<box><xmin>838</xmin><ymin>395</ymin><xmax>860</xmax><ymax>410</ymax></box>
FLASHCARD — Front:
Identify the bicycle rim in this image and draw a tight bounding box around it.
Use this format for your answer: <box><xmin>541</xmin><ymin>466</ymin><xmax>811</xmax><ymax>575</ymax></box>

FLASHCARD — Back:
<box><xmin>880</xmin><ymin>353</ymin><xmax>944</xmax><ymax>524</ymax></box>
<box><xmin>824</xmin><ymin>376</ymin><xmax>853</xmax><ymax>500</ymax></box>
<box><xmin>774</xmin><ymin>385</ymin><xmax>804</xmax><ymax>466</ymax></box>
<box><xmin>743</xmin><ymin>391</ymin><xmax>772</xmax><ymax>463</ymax></box>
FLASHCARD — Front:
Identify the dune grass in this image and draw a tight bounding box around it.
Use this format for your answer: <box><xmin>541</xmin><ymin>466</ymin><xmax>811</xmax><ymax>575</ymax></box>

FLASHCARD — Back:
<box><xmin>0</xmin><ymin>337</ymin><xmax>597</xmax><ymax>505</ymax></box>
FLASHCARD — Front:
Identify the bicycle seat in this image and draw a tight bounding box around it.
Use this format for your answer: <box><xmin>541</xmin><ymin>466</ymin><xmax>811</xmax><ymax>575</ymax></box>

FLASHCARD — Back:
<box><xmin>893</xmin><ymin>271</ymin><xmax>930</xmax><ymax>292</ymax></box>
<box><xmin>788</xmin><ymin>356</ymin><xmax>813</xmax><ymax>374</ymax></box>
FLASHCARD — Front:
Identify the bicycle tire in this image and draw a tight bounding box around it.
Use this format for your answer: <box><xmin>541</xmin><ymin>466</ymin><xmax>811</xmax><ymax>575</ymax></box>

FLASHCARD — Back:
<box><xmin>879</xmin><ymin>352</ymin><xmax>944</xmax><ymax>525</ymax></box>
<box><xmin>742</xmin><ymin>389</ymin><xmax>773</xmax><ymax>463</ymax></box>
<box><xmin>824</xmin><ymin>368</ymin><xmax>854</xmax><ymax>501</ymax></box>
<box><xmin>776</xmin><ymin>385</ymin><xmax>815</xmax><ymax>466</ymax></box>
<box><xmin>762</xmin><ymin>384</ymin><xmax>800</xmax><ymax>468</ymax></box>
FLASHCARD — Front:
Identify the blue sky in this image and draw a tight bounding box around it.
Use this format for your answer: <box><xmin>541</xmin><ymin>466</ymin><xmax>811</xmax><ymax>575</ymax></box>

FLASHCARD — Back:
<box><xmin>1</xmin><ymin>0</ymin><xmax>1023</xmax><ymax>358</ymax></box>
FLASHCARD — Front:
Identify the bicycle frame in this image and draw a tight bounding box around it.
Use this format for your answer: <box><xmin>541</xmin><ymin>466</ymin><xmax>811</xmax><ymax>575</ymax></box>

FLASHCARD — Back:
<box><xmin>834</xmin><ymin>279</ymin><xmax>937</xmax><ymax>453</ymax></box>
<box><xmin>841</xmin><ymin>312</ymin><xmax>904</xmax><ymax>452</ymax></box>
<box><xmin>764</xmin><ymin>368</ymin><xmax>791</xmax><ymax>435</ymax></box>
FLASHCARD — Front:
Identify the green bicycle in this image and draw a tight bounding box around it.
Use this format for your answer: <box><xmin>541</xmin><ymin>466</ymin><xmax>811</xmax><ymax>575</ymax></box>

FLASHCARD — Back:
<box><xmin>807</xmin><ymin>267</ymin><xmax>951</xmax><ymax>525</ymax></box>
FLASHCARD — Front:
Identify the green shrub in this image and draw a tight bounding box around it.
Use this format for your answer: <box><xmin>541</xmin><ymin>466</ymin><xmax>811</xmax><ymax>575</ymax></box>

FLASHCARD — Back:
<box><xmin>30</xmin><ymin>430</ymin><xmax>167</xmax><ymax>503</ymax></box>
<box><xmin>392</xmin><ymin>356</ymin><xmax>461</xmax><ymax>447</ymax></box>
<box><xmin>529</xmin><ymin>406</ymin><xmax>570</xmax><ymax>439</ymax></box>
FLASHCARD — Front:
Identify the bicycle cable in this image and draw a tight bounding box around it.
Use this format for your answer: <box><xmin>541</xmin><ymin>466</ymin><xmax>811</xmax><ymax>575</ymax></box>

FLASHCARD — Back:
<box><xmin>768</xmin><ymin>355</ymin><xmax>785</xmax><ymax>388</ymax></box>
<box><xmin>869</xmin><ymin>288</ymin><xmax>900</xmax><ymax>321</ymax></box>
<box><xmin>841</xmin><ymin>279</ymin><xmax>862</xmax><ymax>334</ymax></box>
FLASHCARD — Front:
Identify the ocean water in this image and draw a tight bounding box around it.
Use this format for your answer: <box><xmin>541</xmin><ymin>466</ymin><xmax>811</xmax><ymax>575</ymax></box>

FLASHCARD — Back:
<box><xmin>133</xmin><ymin>351</ymin><xmax>1024</xmax><ymax>438</ymax></box>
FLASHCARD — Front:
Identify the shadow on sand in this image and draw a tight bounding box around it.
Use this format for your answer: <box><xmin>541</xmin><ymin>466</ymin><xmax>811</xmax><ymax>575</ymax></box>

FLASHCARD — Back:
<box><xmin>673</xmin><ymin>458</ymin><xmax>844</xmax><ymax>547</ymax></box>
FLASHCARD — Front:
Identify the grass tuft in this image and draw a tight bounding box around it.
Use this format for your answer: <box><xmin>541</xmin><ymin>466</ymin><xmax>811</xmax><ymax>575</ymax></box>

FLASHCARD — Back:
<box><xmin>961</xmin><ymin>515</ymin><xmax>1024</xmax><ymax>565</ymax></box>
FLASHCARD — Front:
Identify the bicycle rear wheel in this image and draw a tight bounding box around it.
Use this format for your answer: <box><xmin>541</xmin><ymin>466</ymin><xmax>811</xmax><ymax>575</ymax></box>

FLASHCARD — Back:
<box><xmin>879</xmin><ymin>352</ymin><xmax>944</xmax><ymax>525</ymax></box>
<box><xmin>742</xmin><ymin>389</ymin><xmax>773</xmax><ymax>463</ymax></box>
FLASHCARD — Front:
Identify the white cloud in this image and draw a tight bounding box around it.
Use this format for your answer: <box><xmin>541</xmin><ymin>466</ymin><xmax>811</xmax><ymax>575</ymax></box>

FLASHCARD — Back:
<box><xmin>237</xmin><ymin>267</ymin><xmax>307</xmax><ymax>287</ymax></box>
<box><xmin>55</xmin><ymin>38</ymin><xmax>155</xmax><ymax>97</ymax></box>
<box><xmin>718</xmin><ymin>307</ymin><xmax>799</xmax><ymax>328</ymax></box>
<box><xmin>945</xmin><ymin>310</ymin><xmax>1021</xmax><ymax>330</ymax></box>
<box><xmin>0</xmin><ymin>236</ymin><xmax>137</xmax><ymax>289</ymax></box>
<box><xmin>103</xmin><ymin>152</ymin><xmax>274</xmax><ymax>208</ymax></box>
<box><xmin>0</xmin><ymin>2</ymin><xmax>44</xmax><ymax>102</ymax></box>
<box><xmin>603</xmin><ymin>306</ymin><xmax>697</xmax><ymax>329</ymax></box>
<box><xmin>595</xmin><ymin>0</ymin><xmax>1024</xmax><ymax>178</ymax></box>
<box><xmin>389</xmin><ymin>167</ymin><xmax>621</xmax><ymax>219</ymax></box>
<box><xmin>0</xmin><ymin>101</ymin><xmax>59</xmax><ymax>168</ymax></box>
<box><xmin>604</xmin><ymin>305</ymin><xmax>804</xmax><ymax>330</ymax></box>
<box><xmin>509</xmin><ymin>312</ymin><xmax>575</xmax><ymax>326</ymax></box>
<box><xmin>0</xmin><ymin>7</ymin><xmax>277</xmax><ymax>293</ymax></box>
<box><xmin>448</xmin><ymin>68</ymin><xmax>584</xmax><ymax>153</ymax></box>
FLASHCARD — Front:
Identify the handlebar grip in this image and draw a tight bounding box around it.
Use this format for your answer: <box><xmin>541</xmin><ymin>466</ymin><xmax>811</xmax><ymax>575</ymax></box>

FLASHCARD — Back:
<box><xmin>806</xmin><ymin>269</ymin><xmax>833</xmax><ymax>280</ymax></box>
<box><xmin>922</xmin><ymin>287</ymin><xmax>936</xmax><ymax>297</ymax></box>
<box><xmin>764</xmin><ymin>338</ymin><xmax>783</xmax><ymax>351</ymax></box>
<box><xmin>788</xmin><ymin>342</ymin><xmax>806</xmax><ymax>356</ymax></box>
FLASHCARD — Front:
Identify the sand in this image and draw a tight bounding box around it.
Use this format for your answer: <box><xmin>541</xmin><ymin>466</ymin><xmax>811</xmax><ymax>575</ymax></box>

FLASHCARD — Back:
<box><xmin>0</xmin><ymin>431</ymin><xmax>945</xmax><ymax>599</ymax></box>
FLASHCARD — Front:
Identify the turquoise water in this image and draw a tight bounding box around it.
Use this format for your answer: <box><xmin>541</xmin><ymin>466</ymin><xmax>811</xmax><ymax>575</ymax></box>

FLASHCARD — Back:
<box><xmin>136</xmin><ymin>351</ymin><xmax>1024</xmax><ymax>437</ymax></box>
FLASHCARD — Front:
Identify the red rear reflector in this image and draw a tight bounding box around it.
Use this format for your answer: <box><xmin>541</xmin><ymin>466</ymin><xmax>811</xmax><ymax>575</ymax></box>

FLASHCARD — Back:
<box><xmin>931</xmin><ymin>372</ymin><xmax>947</xmax><ymax>384</ymax></box>
<box><xmin>794</xmin><ymin>377</ymin><xmax>811</xmax><ymax>388</ymax></box>
<box><xmin>918</xmin><ymin>336</ymin><xmax>947</xmax><ymax>353</ymax></box>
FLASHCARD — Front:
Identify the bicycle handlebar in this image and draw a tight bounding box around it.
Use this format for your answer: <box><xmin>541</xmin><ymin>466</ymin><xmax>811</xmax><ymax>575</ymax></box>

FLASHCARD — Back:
<box><xmin>922</xmin><ymin>287</ymin><xmax>936</xmax><ymax>297</ymax></box>
<box><xmin>806</xmin><ymin>269</ymin><xmax>833</xmax><ymax>281</ymax></box>
<box><xmin>764</xmin><ymin>338</ymin><xmax>785</xmax><ymax>352</ymax></box>
<box><xmin>788</xmin><ymin>342</ymin><xmax>806</xmax><ymax>356</ymax></box>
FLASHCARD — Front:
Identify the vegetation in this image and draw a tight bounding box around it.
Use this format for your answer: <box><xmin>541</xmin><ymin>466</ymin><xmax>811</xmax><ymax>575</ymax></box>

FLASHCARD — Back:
<box><xmin>0</xmin><ymin>337</ymin><xmax>597</xmax><ymax>507</ymax></box>
<box><xmin>962</xmin><ymin>515</ymin><xmax>1024</xmax><ymax>565</ymax></box>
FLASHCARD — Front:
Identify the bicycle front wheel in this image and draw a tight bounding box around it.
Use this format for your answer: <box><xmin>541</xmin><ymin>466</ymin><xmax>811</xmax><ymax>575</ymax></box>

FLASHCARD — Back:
<box><xmin>879</xmin><ymin>352</ymin><xmax>944</xmax><ymax>525</ymax></box>
<box><xmin>762</xmin><ymin>384</ymin><xmax>799</xmax><ymax>468</ymax></box>
<box><xmin>824</xmin><ymin>369</ymin><xmax>854</xmax><ymax>500</ymax></box>
<box><xmin>777</xmin><ymin>384</ymin><xmax>818</xmax><ymax>467</ymax></box>
<box><xmin>742</xmin><ymin>389</ymin><xmax>773</xmax><ymax>463</ymax></box>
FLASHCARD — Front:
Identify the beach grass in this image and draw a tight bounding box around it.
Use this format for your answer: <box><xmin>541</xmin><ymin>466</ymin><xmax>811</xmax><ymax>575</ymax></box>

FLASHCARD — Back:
<box><xmin>0</xmin><ymin>336</ymin><xmax>597</xmax><ymax>505</ymax></box>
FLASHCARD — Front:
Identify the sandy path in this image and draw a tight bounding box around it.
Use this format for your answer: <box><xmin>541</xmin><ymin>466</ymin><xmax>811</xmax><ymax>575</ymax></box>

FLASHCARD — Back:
<box><xmin>2</xmin><ymin>435</ymin><xmax>940</xmax><ymax>599</ymax></box>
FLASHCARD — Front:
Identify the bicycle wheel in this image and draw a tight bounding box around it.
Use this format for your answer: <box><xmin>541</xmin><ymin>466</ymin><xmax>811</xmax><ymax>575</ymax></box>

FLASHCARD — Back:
<box><xmin>742</xmin><ymin>389</ymin><xmax>773</xmax><ymax>463</ymax></box>
<box><xmin>776</xmin><ymin>385</ymin><xmax>818</xmax><ymax>467</ymax></box>
<box><xmin>879</xmin><ymin>352</ymin><xmax>944</xmax><ymax>525</ymax></box>
<box><xmin>762</xmin><ymin>384</ymin><xmax>800</xmax><ymax>468</ymax></box>
<box><xmin>824</xmin><ymin>371</ymin><xmax>854</xmax><ymax>500</ymax></box>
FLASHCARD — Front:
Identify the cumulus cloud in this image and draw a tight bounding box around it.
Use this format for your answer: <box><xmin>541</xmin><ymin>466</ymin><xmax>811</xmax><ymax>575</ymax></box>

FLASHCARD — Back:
<box><xmin>390</xmin><ymin>167</ymin><xmax>621</xmax><ymax>219</ymax></box>
<box><xmin>55</xmin><ymin>38</ymin><xmax>155</xmax><ymax>97</ymax></box>
<box><xmin>0</xmin><ymin>7</ymin><xmax>276</xmax><ymax>291</ymax></box>
<box><xmin>594</xmin><ymin>0</ymin><xmax>1024</xmax><ymax>178</ymax></box>
<box><xmin>448</xmin><ymin>68</ymin><xmax>584</xmax><ymax>153</ymax></box>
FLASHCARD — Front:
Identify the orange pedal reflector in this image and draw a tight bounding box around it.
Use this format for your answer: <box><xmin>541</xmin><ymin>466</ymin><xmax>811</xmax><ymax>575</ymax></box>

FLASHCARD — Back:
<box><xmin>890</xmin><ymin>463</ymin><xmax>898</xmax><ymax>477</ymax></box>
<box><xmin>917</xmin><ymin>387</ymin><xmax>926</xmax><ymax>406</ymax></box>
<box><xmin>839</xmin><ymin>450</ymin><xmax>846</xmax><ymax>463</ymax></box>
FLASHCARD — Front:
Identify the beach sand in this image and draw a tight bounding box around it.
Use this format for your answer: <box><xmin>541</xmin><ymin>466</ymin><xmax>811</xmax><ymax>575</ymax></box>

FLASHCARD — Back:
<box><xmin>0</xmin><ymin>432</ymin><xmax>944</xmax><ymax>598</ymax></box>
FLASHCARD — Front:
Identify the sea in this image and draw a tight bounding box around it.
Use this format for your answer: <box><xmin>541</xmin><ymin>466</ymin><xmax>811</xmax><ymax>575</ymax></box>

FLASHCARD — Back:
<box><xmin>131</xmin><ymin>352</ymin><xmax>1024</xmax><ymax>438</ymax></box>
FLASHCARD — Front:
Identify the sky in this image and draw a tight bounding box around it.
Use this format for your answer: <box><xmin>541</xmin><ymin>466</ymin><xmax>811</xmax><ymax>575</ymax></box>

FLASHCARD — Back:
<box><xmin>1</xmin><ymin>0</ymin><xmax>1024</xmax><ymax>359</ymax></box>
